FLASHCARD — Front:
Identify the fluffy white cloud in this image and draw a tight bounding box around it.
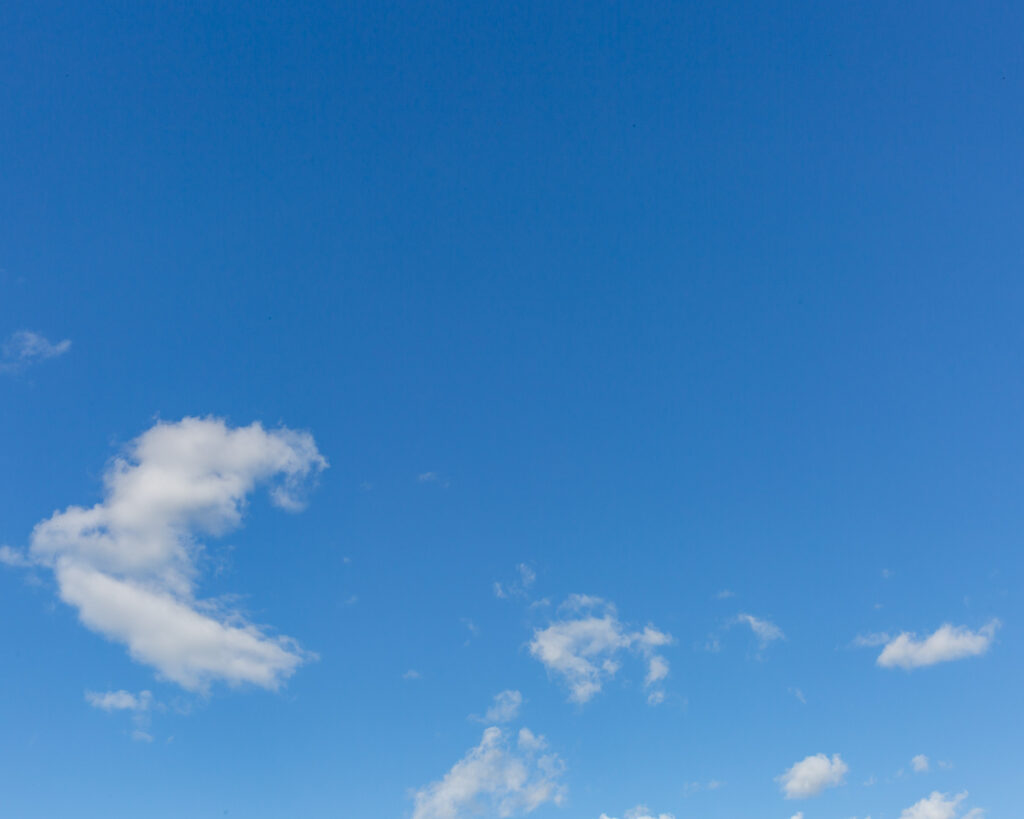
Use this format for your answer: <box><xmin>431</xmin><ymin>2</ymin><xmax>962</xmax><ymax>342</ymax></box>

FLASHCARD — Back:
<box><xmin>790</xmin><ymin>813</ymin><xmax>804</xmax><ymax>819</ymax></box>
<box><xmin>600</xmin><ymin>806</ymin><xmax>675</xmax><ymax>819</ymax></box>
<box><xmin>876</xmin><ymin>621</ymin><xmax>1000</xmax><ymax>670</ymax></box>
<box><xmin>912</xmin><ymin>754</ymin><xmax>930</xmax><ymax>773</ymax></box>
<box><xmin>529</xmin><ymin>595</ymin><xmax>672</xmax><ymax>704</ymax></box>
<box><xmin>777</xmin><ymin>753</ymin><xmax>848</xmax><ymax>798</ymax></box>
<box><xmin>85</xmin><ymin>689</ymin><xmax>152</xmax><ymax>712</ymax></box>
<box><xmin>412</xmin><ymin>726</ymin><xmax>566</xmax><ymax>819</ymax></box>
<box><xmin>900</xmin><ymin>791</ymin><xmax>969</xmax><ymax>819</ymax></box>
<box><xmin>1</xmin><ymin>330</ymin><xmax>71</xmax><ymax>372</ymax></box>
<box><xmin>733</xmin><ymin>613</ymin><xmax>785</xmax><ymax>648</ymax></box>
<box><xmin>482</xmin><ymin>690</ymin><xmax>523</xmax><ymax>724</ymax></box>
<box><xmin>28</xmin><ymin>417</ymin><xmax>326</xmax><ymax>691</ymax></box>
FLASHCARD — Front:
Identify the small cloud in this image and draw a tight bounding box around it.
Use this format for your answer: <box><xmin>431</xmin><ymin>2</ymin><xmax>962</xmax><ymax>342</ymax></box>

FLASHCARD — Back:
<box><xmin>417</xmin><ymin>472</ymin><xmax>450</xmax><ymax>488</ymax></box>
<box><xmin>1</xmin><ymin>330</ymin><xmax>71</xmax><ymax>373</ymax></box>
<box><xmin>715</xmin><ymin>590</ymin><xmax>735</xmax><ymax>599</ymax></box>
<box><xmin>601</xmin><ymin>806</ymin><xmax>675</xmax><ymax>819</ymax></box>
<box><xmin>733</xmin><ymin>613</ymin><xmax>785</xmax><ymax>650</ymax></box>
<box><xmin>529</xmin><ymin>596</ymin><xmax>672</xmax><ymax>705</ymax></box>
<box><xmin>899</xmin><ymin>791</ymin><xmax>968</xmax><ymax>819</ymax></box>
<box><xmin>852</xmin><ymin>632</ymin><xmax>892</xmax><ymax>648</ymax></box>
<box><xmin>494</xmin><ymin>563</ymin><xmax>537</xmax><ymax>600</ymax></box>
<box><xmin>790</xmin><ymin>813</ymin><xmax>804</xmax><ymax>819</ymax></box>
<box><xmin>344</xmin><ymin>595</ymin><xmax>359</xmax><ymax>606</ymax></box>
<box><xmin>474</xmin><ymin>689</ymin><xmax>522</xmax><ymax>724</ymax></box>
<box><xmin>411</xmin><ymin>726</ymin><xmax>566</xmax><ymax>819</ymax></box>
<box><xmin>0</xmin><ymin>545</ymin><xmax>32</xmax><ymax>568</ymax></box>
<box><xmin>882</xmin><ymin>569</ymin><xmax>893</xmax><ymax>580</ymax></box>
<box><xmin>912</xmin><ymin>754</ymin><xmax>930</xmax><ymax>773</ymax></box>
<box><xmin>777</xmin><ymin>753</ymin><xmax>848</xmax><ymax>799</ymax></box>
<box><xmin>789</xmin><ymin>687</ymin><xmax>807</xmax><ymax>704</ymax></box>
<box><xmin>131</xmin><ymin>730</ymin><xmax>154</xmax><ymax>743</ymax></box>
<box><xmin>875</xmin><ymin>621</ymin><xmax>1000</xmax><ymax>669</ymax></box>
<box><xmin>403</xmin><ymin>669</ymin><xmax>422</xmax><ymax>680</ymax></box>
<box><xmin>85</xmin><ymin>690</ymin><xmax>152</xmax><ymax>712</ymax></box>
<box><xmin>938</xmin><ymin>760</ymin><xmax>953</xmax><ymax>770</ymax></box>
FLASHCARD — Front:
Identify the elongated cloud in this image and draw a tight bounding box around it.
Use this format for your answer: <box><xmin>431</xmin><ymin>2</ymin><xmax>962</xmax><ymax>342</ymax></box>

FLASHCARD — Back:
<box><xmin>28</xmin><ymin>417</ymin><xmax>326</xmax><ymax>691</ymax></box>
<box><xmin>876</xmin><ymin>621</ymin><xmax>1000</xmax><ymax>670</ymax></box>
<box><xmin>85</xmin><ymin>689</ymin><xmax>152</xmax><ymax>712</ymax></box>
<box><xmin>412</xmin><ymin>726</ymin><xmax>566</xmax><ymax>819</ymax></box>
<box><xmin>1</xmin><ymin>330</ymin><xmax>71</xmax><ymax>372</ymax></box>
<box><xmin>600</xmin><ymin>806</ymin><xmax>675</xmax><ymax>819</ymax></box>
<box><xmin>529</xmin><ymin>595</ymin><xmax>672</xmax><ymax>704</ymax></box>
<box><xmin>900</xmin><ymin>791</ymin><xmax>969</xmax><ymax>819</ymax></box>
<box><xmin>777</xmin><ymin>753</ymin><xmax>848</xmax><ymax>798</ymax></box>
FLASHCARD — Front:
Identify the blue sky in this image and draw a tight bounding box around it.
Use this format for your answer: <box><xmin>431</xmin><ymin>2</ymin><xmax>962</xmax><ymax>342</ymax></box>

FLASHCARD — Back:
<box><xmin>1</xmin><ymin>2</ymin><xmax>1022</xmax><ymax>817</ymax></box>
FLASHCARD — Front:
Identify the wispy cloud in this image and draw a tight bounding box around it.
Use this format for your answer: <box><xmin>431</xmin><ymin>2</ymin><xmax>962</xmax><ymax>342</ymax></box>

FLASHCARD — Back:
<box><xmin>494</xmin><ymin>563</ymin><xmax>537</xmax><ymax>600</ymax></box>
<box><xmin>28</xmin><ymin>417</ymin><xmax>327</xmax><ymax>692</ymax></box>
<box><xmin>733</xmin><ymin>613</ymin><xmax>785</xmax><ymax>649</ymax></box>
<box><xmin>411</xmin><ymin>726</ymin><xmax>566</xmax><ymax>819</ymax></box>
<box><xmin>601</xmin><ymin>806</ymin><xmax>676</xmax><ymax>819</ymax></box>
<box><xmin>473</xmin><ymin>689</ymin><xmax>523</xmax><ymax>724</ymax></box>
<box><xmin>529</xmin><ymin>595</ymin><xmax>672</xmax><ymax>705</ymax></box>
<box><xmin>1</xmin><ymin>330</ymin><xmax>71</xmax><ymax>373</ymax></box>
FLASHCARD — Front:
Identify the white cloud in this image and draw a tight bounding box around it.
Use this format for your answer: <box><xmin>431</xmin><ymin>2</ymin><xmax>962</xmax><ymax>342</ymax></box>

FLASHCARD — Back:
<box><xmin>790</xmin><ymin>813</ymin><xmax>804</xmax><ymax>819</ymax></box>
<box><xmin>900</xmin><ymin>791</ymin><xmax>968</xmax><ymax>819</ymax></box>
<box><xmin>716</xmin><ymin>589</ymin><xmax>735</xmax><ymax>599</ymax></box>
<box><xmin>0</xmin><ymin>545</ymin><xmax>32</xmax><ymax>568</ymax></box>
<box><xmin>481</xmin><ymin>690</ymin><xmax>523</xmax><ymax>724</ymax></box>
<box><xmin>418</xmin><ymin>471</ymin><xmax>450</xmax><ymax>488</ymax></box>
<box><xmin>734</xmin><ymin>613</ymin><xmax>784</xmax><ymax>646</ymax></box>
<box><xmin>876</xmin><ymin>621</ymin><xmax>1000</xmax><ymax>670</ymax></box>
<box><xmin>529</xmin><ymin>595</ymin><xmax>672</xmax><ymax>704</ymax></box>
<box><xmin>1</xmin><ymin>330</ymin><xmax>71</xmax><ymax>372</ymax></box>
<box><xmin>912</xmin><ymin>754</ymin><xmax>930</xmax><ymax>773</ymax></box>
<box><xmin>789</xmin><ymin>687</ymin><xmax>807</xmax><ymax>704</ymax></box>
<box><xmin>403</xmin><ymin>669</ymin><xmax>422</xmax><ymax>680</ymax></box>
<box><xmin>600</xmin><ymin>806</ymin><xmax>675</xmax><ymax>819</ymax></box>
<box><xmin>412</xmin><ymin>726</ymin><xmax>566</xmax><ymax>819</ymax></box>
<box><xmin>28</xmin><ymin>417</ymin><xmax>326</xmax><ymax>692</ymax></box>
<box><xmin>85</xmin><ymin>689</ymin><xmax>152</xmax><ymax>712</ymax></box>
<box><xmin>777</xmin><ymin>753</ymin><xmax>849</xmax><ymax>798</ymax></box>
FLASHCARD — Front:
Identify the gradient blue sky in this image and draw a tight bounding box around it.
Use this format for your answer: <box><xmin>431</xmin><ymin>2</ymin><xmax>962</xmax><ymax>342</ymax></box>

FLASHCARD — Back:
<box><xmin>2</xmin><ymin>2</ymin><xmax>1022</xmax><ymax>818</ymax></box>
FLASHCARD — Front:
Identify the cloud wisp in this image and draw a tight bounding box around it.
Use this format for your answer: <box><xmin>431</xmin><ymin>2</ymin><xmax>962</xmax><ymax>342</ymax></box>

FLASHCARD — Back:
<box><xmin>411</xmin><ymin>726</ymin><xmax>566</xmax><ymax>819</ymax></box>
<box><xmin>1</xmin><ymin>330</ymin><xmax>71</xmax><ymax>373</ymax></box>
<box><xmin>600</xmin><ymin>806</ymin><xmax>676</xmax><ymax>819</ymax></box>
<box><xmin>529</xmin><ymin>595</ymin><xmax>673</xmax><ymax>705</ymax></box>
<box><xmin>27</xmin><ymin>417</ymin><xmax>327</xmax><ymax>692</ymax></box>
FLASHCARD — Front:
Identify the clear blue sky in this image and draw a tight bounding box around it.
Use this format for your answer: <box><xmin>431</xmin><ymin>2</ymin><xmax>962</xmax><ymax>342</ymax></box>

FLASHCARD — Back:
<box><xmin>1</xmin><ymin>2</ymin><xmax>1021</xmax><ymax>817</ymax></box>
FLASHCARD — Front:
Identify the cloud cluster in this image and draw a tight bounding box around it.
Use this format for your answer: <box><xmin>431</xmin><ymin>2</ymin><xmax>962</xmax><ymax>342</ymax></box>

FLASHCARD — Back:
<box><xmin>529</xmin><ymin>595</ymin><xmax>672</xmax><ymax>704</ymax></box>
<box><xmin>1</xmin><ymin>330</ymin><xmax>71</xmax><ymax>373</ymax></box>
<box><xmin>777</xmin><ymin>753</ymin><xmax>848</xmax><ymax>798</ymax></box>
<box><xmin>412</xmin><ymin>726</ymin><xmax>566</xmax><ymax>819</ymax></box>
<box><xmin>28</xmin><ymin>417</ymin><xmax>326</xmax><ymax>691</ymax></box>
<box><xmin>877</xmin><ymin>622</ymin><xmax>1000</xmax><ymax>670</ymax></box>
